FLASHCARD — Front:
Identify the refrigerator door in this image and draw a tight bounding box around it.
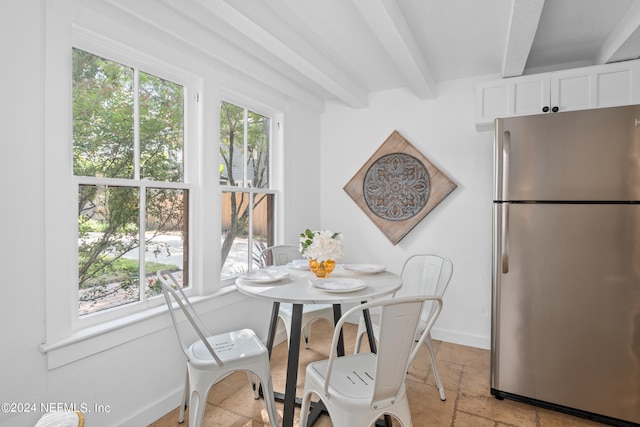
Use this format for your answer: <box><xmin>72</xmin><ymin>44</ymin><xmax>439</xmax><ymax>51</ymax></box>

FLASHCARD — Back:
<box><xmin>492</xmin><ymin>202</ymin><xmax>640</xmax><ymax>424</ymax></box>
<box><xmin>494</xmin><ymin>104</ymin><xmax>640</xmax><ymax>202</ymax></box>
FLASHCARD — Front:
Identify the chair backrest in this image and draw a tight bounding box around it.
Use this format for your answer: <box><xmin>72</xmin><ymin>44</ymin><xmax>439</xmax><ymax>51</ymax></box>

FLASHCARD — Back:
<box><xmin>324</xmin><ymin>296</ymin><xmax>442</xmax><ymax>407</ymax></box>
<box><xmin>400</xmin><ymin>254</ymin><xmax>453</xmax><ymax>326</ymax></box>
<box><xmin>259</xmin><ymin>244</ymin><xmax>302</xmax><ymax>266</ymax></box>
<box><xmin>157</xmin><ymin>271</ymin><xmax>224</xmax><ymax>366</ymax></box>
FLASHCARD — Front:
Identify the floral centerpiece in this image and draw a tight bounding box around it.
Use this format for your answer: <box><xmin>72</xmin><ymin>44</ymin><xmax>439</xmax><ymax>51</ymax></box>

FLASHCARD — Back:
<box><xmin>299</xmin><ymin>229</ymin><xmax>344</xmax><ymax>278</ymax></box>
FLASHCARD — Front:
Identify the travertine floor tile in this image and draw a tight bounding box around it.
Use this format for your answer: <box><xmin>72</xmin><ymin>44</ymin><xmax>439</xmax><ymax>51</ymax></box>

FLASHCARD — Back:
<box><xmin>150</xmin><ymin>321</ymin><xmax>610</xmax><ymax>427</ymax></box>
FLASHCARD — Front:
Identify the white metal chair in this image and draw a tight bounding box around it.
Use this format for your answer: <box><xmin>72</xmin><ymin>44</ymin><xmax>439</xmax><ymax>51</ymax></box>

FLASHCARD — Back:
<box><xmin>157</xmin><ymin>271</ymin><xmax>279</xmax><ymax>427</ymax></box>
<box><xmin>259</xmin><ymin>245</ymin><xmax>335</xmax><ymax>349</ymax></box>
<box><xmin>354</xmin><ymin>254</ymin><xmax>453</xmax><ymax>401</ymax></box>
<box><xmin>299</xmin><ymin>295</ymin><xmax>443</xmax><ymax>427</ymax></box>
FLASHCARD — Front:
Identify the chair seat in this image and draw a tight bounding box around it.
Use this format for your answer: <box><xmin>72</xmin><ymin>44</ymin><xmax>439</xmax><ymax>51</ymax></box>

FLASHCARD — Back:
<box><xmin>308</xmin><ymin>353</ymin><xmax>377</xmax><ymax>400</ymax></box>
<box><xmin>189</xmin><ymin>329</ymin><xmax>267</xmax><ymax>367</ymax></box>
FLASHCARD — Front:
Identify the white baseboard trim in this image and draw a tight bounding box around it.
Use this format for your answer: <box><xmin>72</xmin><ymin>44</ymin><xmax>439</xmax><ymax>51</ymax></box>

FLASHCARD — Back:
<box><xmin>123</xmin><ymin>387</ymin><xmax>183</xmax><ymax>426</ymax></box>
<box><xmin>431</xmin><ymin>327</ymin><xmax>491</xmax><ymax>350</ymax></box>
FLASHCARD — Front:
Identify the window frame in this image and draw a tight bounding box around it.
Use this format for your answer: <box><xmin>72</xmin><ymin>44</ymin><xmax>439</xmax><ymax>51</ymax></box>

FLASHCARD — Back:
<box><xmin>42</xmin><ymin>22</ymin><xmax>203</xmax><ymax>350</ymax></box>
<box><xmin>40</xmin><ymin>11</ymin><xmax>285</xmax><ymax>369</ymax></box>
<box><xmin>71</xmin><ymin>44</ymin><xmax>196</xmax><ymax>324</ymax></box>
<box><xmin>70</xmin><ymin>36</ymin><xmax>199</xmax><ymax>328</ymax></box>
<box><xmin>218</xmin><ymin>95</ymin><xmax>283</xmax><ymax>284</ymax></box>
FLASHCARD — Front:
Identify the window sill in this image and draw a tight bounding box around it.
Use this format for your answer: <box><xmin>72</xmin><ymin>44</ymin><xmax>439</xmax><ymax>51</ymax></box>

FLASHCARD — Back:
<box><xmin>39</xmin><ymin>285</ymin><xmax>241</xmax><ymax>370</ymax></box>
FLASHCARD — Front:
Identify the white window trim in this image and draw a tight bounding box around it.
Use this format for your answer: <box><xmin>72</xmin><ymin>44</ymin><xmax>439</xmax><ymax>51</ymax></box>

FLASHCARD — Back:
<box><xmin>41</xmin><ymin>9</ymin><xmax>206</xmax><ymax>367</ymax></box>
<box><xmin>219</xmin><ymin>91</ymin><xmax>286</xmax><ymax>285</ymax></box>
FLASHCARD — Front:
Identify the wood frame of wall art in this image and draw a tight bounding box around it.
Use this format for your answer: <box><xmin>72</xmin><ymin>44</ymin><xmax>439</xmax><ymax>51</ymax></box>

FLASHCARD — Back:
<box><xmin>343</xmin><ymin>130</ymin><xmax>457</xmax><ymax>245</ymax></box>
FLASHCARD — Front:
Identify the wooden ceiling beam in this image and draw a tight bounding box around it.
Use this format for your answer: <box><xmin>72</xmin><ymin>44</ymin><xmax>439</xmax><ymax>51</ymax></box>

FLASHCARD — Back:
<box><xmin>501</xmin><ymin>0</ymin><xmax>545</xmax><ymax>77</ymax></box>
<box><xmin>596</xmin><ymin>1</ymin><xmax>640</xmax><ymax>64</ymax></box>
<box><xmin>352</xmin><ymin>0</ymin><xmax>436</xmax><ymax>99</ymax></box>
<box><xmin>194</xmin><ymin>0</ymin><xmax>369</xmax><ymax>108</ymax></box>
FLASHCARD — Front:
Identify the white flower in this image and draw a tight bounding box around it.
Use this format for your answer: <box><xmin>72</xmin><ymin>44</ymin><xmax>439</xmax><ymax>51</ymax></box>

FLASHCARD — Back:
<box><xmin>299</xmin><ymin>229</ymin><xmax>344</xmax><ymax>262</ymax></box>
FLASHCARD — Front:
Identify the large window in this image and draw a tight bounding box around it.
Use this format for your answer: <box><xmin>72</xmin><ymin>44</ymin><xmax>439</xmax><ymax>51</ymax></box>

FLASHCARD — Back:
<box><xmin>220</xmin><ymin>101</ymin><xmax>275</xmax><ymax>279</ymax></box>
<box><xmin>73</xmin><ymin>48</ymin><xmax>189</xmax><ymax>316</ymax></box>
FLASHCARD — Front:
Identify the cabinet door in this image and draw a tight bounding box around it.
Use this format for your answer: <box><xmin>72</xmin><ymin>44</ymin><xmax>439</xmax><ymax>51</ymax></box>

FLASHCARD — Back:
<box><xmin>550</xmin><ymin>69</ymin><xmax>591</xmax><ymax>112</ymax></box>
<box><xmin>550</xmin><ymin>60</ymin><xmax>640</xmax><ymax>112</ymax></box>
<box><xmin>475</xmin><ymin>59</ymin><xmax>640</xmax><ymax>130</ymax></box>
<box><xmin>475</xmin><ymin>74</ymin><xmax>550</xmax><ymax>130</ymax></box>
<box><xmin>512</xmin><ymin>73</ymin><xmax>550</xmax><ymax>116</ymax></box>
<box><xmin>593</xmin><ymin>61</ymin><xmax>640</xmax><ymax>107</ymax></box>
<box><xmin>475</xmin><ymin>80</ymin><xmax>510</xmax><ymax>126</ymax></box>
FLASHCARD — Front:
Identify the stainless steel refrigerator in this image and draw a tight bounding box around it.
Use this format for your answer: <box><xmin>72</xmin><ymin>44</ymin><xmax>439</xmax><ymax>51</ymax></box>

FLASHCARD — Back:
<box><xmin>492</xmin><ymin>104</ymin><xmax>640</xmax><ymax>426</ymax></box>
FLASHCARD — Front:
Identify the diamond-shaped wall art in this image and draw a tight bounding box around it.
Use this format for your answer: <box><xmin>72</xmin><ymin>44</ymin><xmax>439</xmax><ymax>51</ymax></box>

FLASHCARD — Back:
<box><xmin>343</xmin><ymin>130</ymin><xmax>457</xmax><ymax>245</ymax></box>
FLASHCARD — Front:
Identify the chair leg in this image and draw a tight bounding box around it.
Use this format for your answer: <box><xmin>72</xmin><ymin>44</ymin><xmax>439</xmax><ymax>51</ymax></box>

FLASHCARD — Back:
<box><xmin>353</xmin><ymin>317</ymin><xmax>366</xmax><ymax>354</ymax></box>
<box><xmin>178</xmin><ymin>369</ymin><xmax>188</xmax><ymax>423</ymax></box>
<box><xmin>252</xmin><ymin>364</ymin><xmax>279</xmax><ymax>427</ymax></box>
<box><xmin>389</xmin><ymin>398</ymin><xmax>413</xmax><ymax>427</ymax></box>
<box><xmin>298</xmin><ymin>390</ymin><xmax>313</xmax><ymax>427</ymax></box>
<box><xmin>188</xmin><ymin>387</ymin><xmax>207</xmax><ymax>427</ymax></box>
<box><xmin>425</xmin><ymin>334</ymin><xmax>446</xmax><ymax>401</ymax></box>
<box><xmin>247</xmin><ymin>372</ymin><xmax>260</xmax><ymax>399</ymax></box>
<box><xmin>279</xmin><ymin>314</ymin><xmax>293</xmax><ymax>349</ymax></box>
<box><xmin>302</xmin><ymin>321</ymin><xmax>312</xmax><ymax>349</ymax></box>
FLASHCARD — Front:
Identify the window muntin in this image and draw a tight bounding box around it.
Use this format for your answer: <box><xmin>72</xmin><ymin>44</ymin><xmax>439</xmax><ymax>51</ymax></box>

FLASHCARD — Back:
<box><xmin>220</xmin><ymin>101</ymin><xmax>274</xmax><ymax>279</ymax></box>
<box><xmin>73</xmin><ymin>48</ymin><xmax>189</xmax><ymax>316</ymax></box>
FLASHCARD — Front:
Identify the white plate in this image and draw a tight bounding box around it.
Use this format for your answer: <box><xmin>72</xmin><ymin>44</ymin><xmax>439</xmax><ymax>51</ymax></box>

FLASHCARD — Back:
<box><xmin>287</xmin><ymin>259</ymin><xmax>310</xmax><ymax>270</ymax></box>
<box><xmin>343</xmin><ymin>264</ymin><xmax>386</xmax><ymax>274</ymax></box>
<box><xmin>239</xmin><ymin>268</ymin><xmax>290</xmax><ymax>283</ymax></box>
<box><xmin>310</xmin><ymin>278</ymin><xmax>367</xmax><ymax>293</ymax></box>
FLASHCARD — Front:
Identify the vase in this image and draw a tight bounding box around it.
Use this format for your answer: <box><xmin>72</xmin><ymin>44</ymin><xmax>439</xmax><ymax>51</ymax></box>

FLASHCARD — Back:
<box><xmin>309</xmin><ymin>259</ymin><xmax>335</xmax><ymax>278</ymax></box>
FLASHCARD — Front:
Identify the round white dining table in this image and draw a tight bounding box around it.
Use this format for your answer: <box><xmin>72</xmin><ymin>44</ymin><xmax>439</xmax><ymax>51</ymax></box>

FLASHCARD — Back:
<box><xmin>236</xmin><ymin>264</ymin><xmax>402</xmax><ymax>427</ymax></box>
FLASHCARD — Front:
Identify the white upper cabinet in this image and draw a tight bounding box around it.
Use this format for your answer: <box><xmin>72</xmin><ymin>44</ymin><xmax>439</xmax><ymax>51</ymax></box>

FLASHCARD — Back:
<box><xmin>475</xmin><ymin>59</ymin><xmax>640</xmax><ymax>130</ymax></box>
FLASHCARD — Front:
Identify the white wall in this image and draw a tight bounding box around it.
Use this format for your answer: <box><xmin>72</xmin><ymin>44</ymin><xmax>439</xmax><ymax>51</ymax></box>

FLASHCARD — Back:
<box><xmin>0</xmin><ymin>1</ymin><xmax>321</xmax><ymax>426</ymax></box>
<box><xmin>320</xmin><ymin>81</ymin><xmax>495</xmax><ymax>348</ymax></box>
<box><xmin>2</xmin><ymin>1</ymin><xmax>495</xmax><ymax>425</ymax></box>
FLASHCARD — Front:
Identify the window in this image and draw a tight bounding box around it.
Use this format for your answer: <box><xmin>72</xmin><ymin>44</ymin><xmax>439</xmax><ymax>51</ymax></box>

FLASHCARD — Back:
<box><xmin>73</xmin><ymin>48</ymin><xmax>189</xmax><ymax>316</ymax></box>
<box><xmin>219</xmin><ymin>101</ymin><xmax>275</xmax><ymax>279</ymax></box>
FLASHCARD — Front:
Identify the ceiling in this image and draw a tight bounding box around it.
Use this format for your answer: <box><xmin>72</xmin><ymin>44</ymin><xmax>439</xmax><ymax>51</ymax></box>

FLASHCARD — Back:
<box><xmin>91</xmin><ymin>0</ymin><xmax>640</xmax><ymax>109</ymax></box>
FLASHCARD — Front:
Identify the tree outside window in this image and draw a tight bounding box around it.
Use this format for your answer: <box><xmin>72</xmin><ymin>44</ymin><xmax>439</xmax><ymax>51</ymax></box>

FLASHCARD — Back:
<box><xmin>73</xmin><ymin>48</ymin><xmax>189</xmax><ymax>315</ymax></box>
<box><xmin>219</xmin><ymin>101</ymin><xmax>274</xmax><ymax>278</ymax></box>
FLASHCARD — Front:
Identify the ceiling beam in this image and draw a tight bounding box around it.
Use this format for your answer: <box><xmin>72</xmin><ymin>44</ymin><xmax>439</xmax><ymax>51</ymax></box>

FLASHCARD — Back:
<box><xmin>193</xmin><ymin>0</ymin><xmax>369</xmax><ymax>108</ymax></box>
<box><xmin>99</xmin><ymin>0</ymin><xmax>326</xmax><ymax>112</ymax></box>
<box><xmin>595</xmin><ymin>1</ymin><xmax>640</xmax><ymax>64</ymax></box>
<box><xmin>352</xmin><ymin>0</ymin><xmax>436</xmax><ymax>99</ymax></box>
<box><xmin>501</xmin><ymin>0</ymin><xmax>545</xmax><ymax>77</ymax></box>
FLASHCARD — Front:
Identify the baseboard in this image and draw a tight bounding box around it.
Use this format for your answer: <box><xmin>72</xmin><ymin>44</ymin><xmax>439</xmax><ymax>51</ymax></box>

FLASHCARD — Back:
<box><xmin>431</xmin><ymin>327</ymin><xmax>490</xmax><ymax>350</ymax></box>
<box><xmin>121</xmin><ymin>387</ymin><xmax>184</xmax><ymax>426</ymax></box>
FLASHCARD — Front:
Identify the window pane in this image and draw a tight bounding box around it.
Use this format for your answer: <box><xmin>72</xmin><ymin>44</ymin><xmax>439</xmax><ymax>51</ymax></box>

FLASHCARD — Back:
<box><xmin>220</xmin><ymin>102</ymin><xmax>245</xmax><ymax>186</ymax></box>
<box><xmin>247</xmin><ymin>111</ymin><xmax>270</xmax><ymax>189</ymax></box>
<box><xmin>220</xmin><ymin>192</ymin><xmax>274</xmax><ymax>278</ymax></box>
<box><xmin>219</xmin><ymin>101</ymin><xmax>270</xmax><ymax>188</ymax></box>
<box><xmin>251</xmin><ymin>193</ymin><xmax>273</xmax><ymax>269</ymax></box>
<box><xmin>140</xmin><ymin>72</ymin><xmax>184</xmax><ymax>182</ymax></box>
<box><xmin>72</xmin><ymin>49</ymin><xmax>134</xmax><ymax>179</ymax></box>
<box><xmin>221</xmin><ymin>191</ymin><xmax>250</xmax><ymax>279</ymax></box>
<box><xmin>145</xmin><ymin>188</ymin><xmax>189</xmax><ymax>297</ymax></box>
<box><xmin>78</xmin><ymin>185</ymin><xmax>140</xmax><ymax>315</ymax></box>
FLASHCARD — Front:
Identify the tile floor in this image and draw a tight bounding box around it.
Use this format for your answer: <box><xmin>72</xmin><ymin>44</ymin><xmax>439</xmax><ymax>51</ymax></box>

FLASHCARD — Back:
<box><xmin>149</xmin><ymin>321</ymin><xmax>607</xmax><ymax>427</ymax></box>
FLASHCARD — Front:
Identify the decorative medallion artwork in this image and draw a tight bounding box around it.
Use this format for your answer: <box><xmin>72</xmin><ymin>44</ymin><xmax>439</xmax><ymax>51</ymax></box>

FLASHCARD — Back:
<box><xmin>364</xmin><ymin>153</ymin><xmax>430</xmax><ymax>221</ymax></box>
<box><xmin>344</xmin><ymin>130</ymin><xmax>457</xmax><ymax>245</ymax></box>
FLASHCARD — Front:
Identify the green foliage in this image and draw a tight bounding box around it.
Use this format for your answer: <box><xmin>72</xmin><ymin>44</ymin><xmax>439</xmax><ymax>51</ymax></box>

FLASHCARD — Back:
<box><xmin>219</xmin><ymin>101</ymin><xmax>271</xmax><ymax>265</ymax></box>
<box><xmin>299</xmin><ymin>229</ymin><xmax>315</xmax><ymax>254</ymax></box>
<box><xmin>73</xmin><ymin>48</ymin><xmax>187</xmax><ymax>312</ymax></box>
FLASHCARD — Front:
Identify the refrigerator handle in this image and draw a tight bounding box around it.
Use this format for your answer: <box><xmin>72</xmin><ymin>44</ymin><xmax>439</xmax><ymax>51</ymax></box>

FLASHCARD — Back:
<box><xmin>501</xmin><ymin>203</ymin><xmax>509</xmax><ymax>274</ymax></box>
<box><xmin>493</xmin><ymin>121</ymin><xmax>510</xmax><ymax>201</ymax></box>
<box><xmin>502</xmin><ymin>131</ymin><xmax>510</xmax><ymax>201</ymax></box>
